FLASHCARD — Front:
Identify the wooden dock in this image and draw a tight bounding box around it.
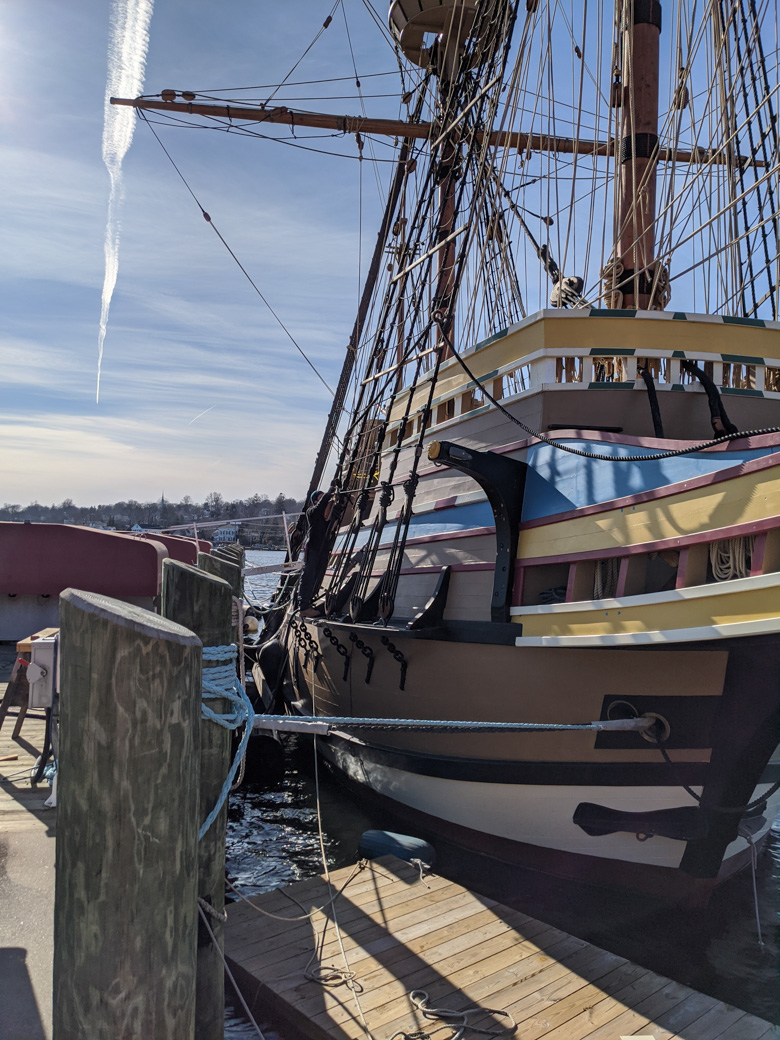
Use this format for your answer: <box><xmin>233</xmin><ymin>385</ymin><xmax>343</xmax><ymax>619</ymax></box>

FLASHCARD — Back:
<box><xmin>225</xmin><ymin>855</ymin><xmax>773</xmax><ymax>1040</ymax></box>
<box><xmin>0</xmin><ymin>643</ymin><xmax>56</xmax><ymax>1040</ymax></box>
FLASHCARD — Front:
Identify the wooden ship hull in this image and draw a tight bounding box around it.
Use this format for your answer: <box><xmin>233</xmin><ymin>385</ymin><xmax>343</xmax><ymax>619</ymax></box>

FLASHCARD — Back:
<box><xmin>278</xmin><ymin>311</ymin><xmax>780</xmax><ymax>905</ymax></box>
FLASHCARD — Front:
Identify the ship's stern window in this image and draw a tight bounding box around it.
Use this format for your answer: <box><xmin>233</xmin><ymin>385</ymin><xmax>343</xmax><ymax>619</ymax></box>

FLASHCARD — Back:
<box><xmin>555</xmin><ymin>357</ymin><xmax>583</xmax><ymax>383</ymax></box>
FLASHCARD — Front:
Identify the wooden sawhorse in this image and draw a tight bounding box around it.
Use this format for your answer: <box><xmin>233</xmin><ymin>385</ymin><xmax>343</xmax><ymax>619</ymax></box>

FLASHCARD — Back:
<box><xmin>0</xmin><ymin>628</ymin><xmax>59</xmax><ymax>737</ymax></box>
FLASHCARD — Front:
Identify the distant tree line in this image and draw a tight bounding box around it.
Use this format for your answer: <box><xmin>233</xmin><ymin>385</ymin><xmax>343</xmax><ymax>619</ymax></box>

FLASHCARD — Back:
<box><xmin>0</xmin><ymin>493</ymin><xmax>304</xmax><ymax>547</ymax></box>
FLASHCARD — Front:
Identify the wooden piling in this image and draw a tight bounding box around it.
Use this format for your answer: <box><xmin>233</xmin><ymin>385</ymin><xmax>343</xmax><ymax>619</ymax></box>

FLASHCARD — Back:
<box><xmin>162</xmin><ymin>560</ymin><xmax>234</xmax><ymax>1040</ymax></box>
<box><xmin>54</xmin><ymin>589</ymin><xmax>201</xmax><ymax>1040</ymax></box>
<box><xmin>214</xmin><ymin>545</ymin><xmax>243</xmax><ymax>565</ymax></box>
<box><xmin>198</xmin><ymin>551</ymin><xmax>242</xmax><ymax>644</ymax></box>
<box><xmin>199</xmin><ymin>551</ymin><xmax>242</xmax><ymax>595</ymax></box>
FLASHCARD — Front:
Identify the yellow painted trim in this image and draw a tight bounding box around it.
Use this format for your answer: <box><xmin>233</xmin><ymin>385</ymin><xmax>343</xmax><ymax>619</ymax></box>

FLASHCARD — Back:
<box><xmin>514</xmin><ymin>574</ymin><xmax>780</xmax><ymax>638</ymax></box>
<box><xmin>517</xmin><ymin>463</ymin><xmax>780</xmax><ymax>560</ymax></box>
<box><xmin>387</xmin><ymin>312</ymin><xmax>780</xmax><ymax>424</ymax></box>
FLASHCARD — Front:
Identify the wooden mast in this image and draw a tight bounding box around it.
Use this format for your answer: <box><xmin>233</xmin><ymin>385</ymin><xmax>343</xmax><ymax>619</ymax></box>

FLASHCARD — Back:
<box><xmin>615</xmin><ymin>0</ymin><xmax>663</xmax><ymax>309</ymax></box>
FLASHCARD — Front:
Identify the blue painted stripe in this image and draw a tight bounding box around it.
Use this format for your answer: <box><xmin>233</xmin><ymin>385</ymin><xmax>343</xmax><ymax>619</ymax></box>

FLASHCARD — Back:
<box><xmin>336</xmin><ymin>441</ymin><xmax>780</xmax><ymax>552</ymax></box>
<box><xmin>334</xmin><ymin>501</ymin><xmax>495</xmax><ymax>553</ymax></box>
<box><xmin>521</xmin><ymin>439</ymin><xmax>780</xmax><ymax>521</ymax></box>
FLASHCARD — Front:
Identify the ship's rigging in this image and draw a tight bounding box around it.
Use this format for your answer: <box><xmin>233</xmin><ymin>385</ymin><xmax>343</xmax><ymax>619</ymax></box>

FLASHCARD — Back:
<box><xmin>113</xmin><ymin>0</ymin><xmax>780</xmax><ymax>512</ymax></box>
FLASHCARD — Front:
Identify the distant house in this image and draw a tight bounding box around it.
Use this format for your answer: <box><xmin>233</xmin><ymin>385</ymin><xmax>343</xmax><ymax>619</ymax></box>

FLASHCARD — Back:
<box><xmin>211</xmin><ymin>525</ymin><xmax>239</xmax><ymax>545</ymax></box>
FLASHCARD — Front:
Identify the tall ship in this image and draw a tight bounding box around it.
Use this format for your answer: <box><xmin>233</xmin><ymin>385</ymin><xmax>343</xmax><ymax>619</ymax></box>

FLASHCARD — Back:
<box><xmin>117</xmin><ymin>0</ymin><xmax>780</xmax><ymax>904</ymax></box>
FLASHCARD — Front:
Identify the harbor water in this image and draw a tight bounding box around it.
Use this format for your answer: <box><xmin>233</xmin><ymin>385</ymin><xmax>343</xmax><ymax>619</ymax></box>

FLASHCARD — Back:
<box><xmin>225</xmin><ymin>550</ymin><xmax>779</xmax><ymax>1036</ymax></box>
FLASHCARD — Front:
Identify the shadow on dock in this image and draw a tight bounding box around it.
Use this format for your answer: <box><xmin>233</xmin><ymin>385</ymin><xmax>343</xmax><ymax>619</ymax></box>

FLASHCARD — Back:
<box><xmin>0</xmin><ymin>948</ymin><xmax>47</xmax><ymax>1040</ymax></box>
<box><xmin>225</xmin><ymin>854</ymin><xmax>774</xmax><ymax>1040</ymax></box>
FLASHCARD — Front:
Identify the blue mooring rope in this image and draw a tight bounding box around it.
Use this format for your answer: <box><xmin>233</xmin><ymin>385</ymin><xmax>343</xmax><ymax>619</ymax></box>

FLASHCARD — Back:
<box><xmin>199</xmin><ymin>644</ymin><xmax>255</xmax><ymax>841</ymax></box>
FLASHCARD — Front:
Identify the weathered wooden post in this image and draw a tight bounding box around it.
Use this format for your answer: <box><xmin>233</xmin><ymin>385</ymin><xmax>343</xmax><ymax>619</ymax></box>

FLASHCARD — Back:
<box><xmin>214</xmin><ymin>545</ymin><xmax>243</xmax><ymax>565</ymax></box>
<box><xmin>199</xmin><ymin>551</ymin><xmax>242</xmax><ymax>591</ymax></box>
<box><xmin>54</xmin><ymin>590</ymin><xmax>200</xmax><ymax>1040</ymax></box>
<box><xmin>162</xmin><ymin>560</ymin><xmax>233</xmax><ymax>1040</ymax></box>
<box><xmin>198</xmin><ymin>551</ymin><xmax>242</xmax><ymax>643</ymax></box>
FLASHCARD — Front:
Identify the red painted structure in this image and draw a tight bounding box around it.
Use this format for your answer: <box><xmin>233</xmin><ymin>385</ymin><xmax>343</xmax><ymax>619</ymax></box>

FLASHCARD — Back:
<box><xmin>0</xmin><ymin>523</ymin><xmax>173</xmax><ymax>597</ymax></box>
<box><xmin>129</xmin><ymin>531</ymin><xmax>211</xmax><ymax>564</ymax></box>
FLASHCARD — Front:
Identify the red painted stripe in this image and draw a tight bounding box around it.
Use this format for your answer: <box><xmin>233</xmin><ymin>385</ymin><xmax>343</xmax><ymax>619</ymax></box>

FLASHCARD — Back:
<box><xmin>404</xmin><ymin>525</ymin><xmax>496</xmax><ymax>547</ymax></box>
<box><xmin>433</xmin><ymin>495</ymin><xmax>459</xmax><ymax>509</ymax></box>
<box><xmin>326</xmin><ymin>562</ymin><xmax>495</xmax><ymax>579</ymax></box>
<box><xmin>399</xmin><ymin>562</ymin><xmax>494</xmax><ymax>576</ymax></box>
<box><xmin>330</xmin><ymin>525</ymin><xmax>497</xmax><ymax>556</ymax></box>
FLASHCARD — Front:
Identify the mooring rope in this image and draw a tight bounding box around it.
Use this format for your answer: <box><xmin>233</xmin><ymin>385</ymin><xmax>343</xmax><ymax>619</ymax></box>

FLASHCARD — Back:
<box><xmin>253</xmin><ymin>715</ymin><xmax>655</xmax><ymax>735</ymax></box>
<box><xmin>197</xmin><ymin>902</ymin><xmax>268</xmax><ymax>1040</ymax></box>
<box><xmin>199</xmin><ymin>644</ymin><xmax>255</xmax><ymax>840</ymax></box>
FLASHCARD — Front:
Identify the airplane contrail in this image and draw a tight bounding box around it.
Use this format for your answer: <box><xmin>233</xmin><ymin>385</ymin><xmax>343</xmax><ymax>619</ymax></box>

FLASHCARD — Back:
<box><xmin>188</xmin><ymin>405</ymin><xmax>217</xmax><ymax>425</ymax></box>
<box><xmin>97</xmin><ymin>0</ymin><xmax>155</xmax><ymax>403</ymax></box>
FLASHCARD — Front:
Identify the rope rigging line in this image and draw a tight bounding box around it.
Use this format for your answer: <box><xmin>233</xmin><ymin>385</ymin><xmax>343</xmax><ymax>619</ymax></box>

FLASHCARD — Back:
<box><xmin>142</xmin><ymin>110</ymin><xmax>403</xmax><ymax>163</ymax></box>
<box><xmin>314</xmin><ymin>3</ymin><xmax>523</xmax><ymax>617</ymax></box>
<box><xmin>138</xmin><ymin>111</ymin><xmax>336</xmax><ymax>397</ymax></box>
<box><xmin>339</xmin><ymin>0</ymin><xmax>386</xmax><ymax>203</ymax></box>
<box><xmin>263</xmin><ymin>0</ymin><xmax>341</xmax><ymax>107</ymax></box>
<box><xmin>197</xmin><ymin>904</ymin><xmax>268</xmax><ymax>1040</ymax></box>
<box><xmin>161</xmin><ymin>71</ymin><xmax>400</xmax><ymax>96</ymax></box>
<box><xmin>364</xmin><ymin>3</ymin><xmax>521</xmax><ymax>620</ymax></box>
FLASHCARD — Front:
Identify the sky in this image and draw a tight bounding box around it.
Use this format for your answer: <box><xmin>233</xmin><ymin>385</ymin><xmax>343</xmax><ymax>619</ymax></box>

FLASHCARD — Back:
<box><xmin>1</xmin><ymin>0</ymin><xmax>401</xmax><ymax>507</ymax></box>
<box><xmin>4</xmin><ymin>2</ymin><xmax>775</xmax><ymax>510</ymax></box>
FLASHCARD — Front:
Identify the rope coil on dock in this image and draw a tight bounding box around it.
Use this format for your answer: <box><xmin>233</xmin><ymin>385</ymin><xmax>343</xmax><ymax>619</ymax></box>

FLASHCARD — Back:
<box><xmin>389</xmin><ymin>989</ymin><xmax>516</xmax><ymax>1040</ymax></box>
<box><xmin>200</xmin><ymin>644</ymin><xmax>255</xmax><ymax>840</ymax></box>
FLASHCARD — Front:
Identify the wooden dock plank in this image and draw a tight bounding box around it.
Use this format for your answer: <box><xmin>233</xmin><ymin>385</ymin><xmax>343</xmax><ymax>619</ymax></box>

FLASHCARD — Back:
<box><xmin>717</xmin><ymin>1018</ymin><xmax>780</xmax><ymax>1040</ymax></box>
<box><xmin>224</xmin><ymin>856</ymin><xmax>774</xmax><ymax>1040</ymax></box>
<box><xmin>667</xmin><ymin>1001</ymin><xmax>753</xmax><ymax>1039</ymax></box>
<box><xmin>239</xmin><ymin>890</ymin><xmax>501</xmax><ymax>978</ymax></box>
<box><xmin>299</xmin><ymin>926</ymin><xmax>584</xmax><ymax>1026</ymax></box>
<box><xmin>639</xmin><ymin>987</ymin><xmax>736</xmax><ymax>1040</ymax></box>
<box><xmin>238</xmin><ymin>887</ymin><xmax>493</xmax><ymax>974</ymax></box>
<box><xmin>227</xmin><ymin>869</ymin><xmax>461</xmax><ymax>957</ymax></box>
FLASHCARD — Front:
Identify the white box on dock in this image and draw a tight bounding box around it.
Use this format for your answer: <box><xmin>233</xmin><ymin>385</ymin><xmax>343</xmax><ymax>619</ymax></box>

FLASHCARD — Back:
<box><xmin>28</xmin><ymin>636</ymin><xmax>58</xmax><ymax>709</ymax></box>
